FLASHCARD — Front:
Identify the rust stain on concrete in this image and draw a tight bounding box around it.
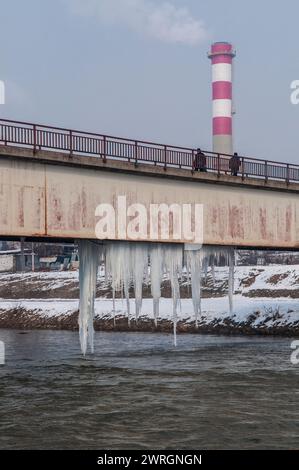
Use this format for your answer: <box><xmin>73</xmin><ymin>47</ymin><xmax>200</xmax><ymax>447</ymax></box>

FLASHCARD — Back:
<box><xmin>0</xmin><ymin>157</ymin><xmax>298</xmax><ymax>248</ymax></box>
<box><xmin>259</xmin><ymin>208</ymin><xmax>267</xmax><ymax>240</ymax></box>
<box><xmin>17</xmin><ymin>188</ymin><xmax>25</xmax><ymax>228</ymax></box>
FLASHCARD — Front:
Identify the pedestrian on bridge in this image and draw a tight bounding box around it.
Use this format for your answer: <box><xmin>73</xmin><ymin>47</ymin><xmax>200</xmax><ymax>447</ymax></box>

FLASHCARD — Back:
<box><xmin>193</xmin><ymin>148</ymin><xmax>207</xmax><ymax>172</ymax></box>
<box><xmin>229</xmin><ymin>152</ymin><xmax>241</xmax><ymax>176</ymax></box>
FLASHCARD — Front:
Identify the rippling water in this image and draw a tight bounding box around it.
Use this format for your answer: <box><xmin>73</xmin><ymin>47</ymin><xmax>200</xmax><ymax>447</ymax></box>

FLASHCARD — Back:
<box><xmin>0</xmin><ymin>329</ymin><xmax>298</xmax><ymax>450</ymax></box>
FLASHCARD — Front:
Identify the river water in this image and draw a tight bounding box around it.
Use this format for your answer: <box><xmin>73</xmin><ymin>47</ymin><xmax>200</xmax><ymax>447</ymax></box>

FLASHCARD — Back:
<box><xmin>0</xmin><ymin>329</ymin><xmax>298</xmax><ymax>450</ymax></box>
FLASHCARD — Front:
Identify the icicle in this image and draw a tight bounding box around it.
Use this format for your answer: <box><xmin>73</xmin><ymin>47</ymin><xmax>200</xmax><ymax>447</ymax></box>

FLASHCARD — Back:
<box><xmin>202</xmin><ymin>256</ymin><xmax>209</xmax><ymax>282</ymax></box>
<box><xmin>149</xmin><ymin>244</ymin><xmax>164</xmax><ymax>327</ymax></box>
<box><xmin>132</xmin><ymin>244</ymin><xmax>148</xmax><ymax>322</ymax></box>
<box><xmin>123</xmin><ymin>281</ymin><xmax>131</xmax><ymax>326</ymax></box>
<box><xmin>164</xmin><ymin>245</ymin><xmax>183</xmax><ymax>347</ymax></box>
<box><xmin>77</xmin><ymin>239</ymin><xmax>241</xmax><ymax>355</ymax></box>
<box><xmin>112</xmin><ymin>288</ymin><xmax>116</xmax><ymax>327</ymax></box>
<box><xmin>78</xmin><ymin>240</ymin><xmax>101</xmax><ymax>355</ymax></box>
<box><xmin>186</xmin><ymin>248</ymin><xmax>202</xmax><ymax>328</ymax></box>
<box><xmin>121</xmin><ymin>244</ymin><xmax>133</xmax><ymax>326</ymax></box>
<box><xmin>105</xmin><ymin>242</ymin><xmax>133</xmax><ymax>325</ymax></box>
<box><xmin>106</xmin><ymin>244</ymin><xmax>121</xmax><ymax>328</ymax></box>
<box><xmin>211</xmin><ymin>258</ymin><xmax>215</xmax><ymax>284</ymax></box>
<box><xmin>105</xmin><ymin>243</ymin><xmax>124</xmax><ymax>293</ymax></box>
<box><xmin>228</xmin><ymin>248</ymin><xmax>235</xmax><ymax>314</ymax></box>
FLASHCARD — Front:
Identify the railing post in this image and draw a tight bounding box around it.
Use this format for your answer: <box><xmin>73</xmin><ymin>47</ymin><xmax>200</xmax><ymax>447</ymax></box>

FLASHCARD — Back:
<box><xmin>134</xmin><ymin>141</ymin><xmax>138</xmax><ymax>166</ymax></box>
<box><xmin>265</xmin><ymin>160</ymin><xmax>268</xmax><ymax>183</ymax></box>
<box><xmin>286</xmin><ymin>164</ymin><xmax>290</xmax><ymax>185</ymax></box>
<box><xmin>69</xmin><ymin>130</ymin><xmax>73</xmax><ymax>156</ymax></box>
<box><xmin>217</xmin><ymin>153</ymin><xmax>220</xmax><ymax>177</ymax></box>
<box><xmin>191</xmin><ymin>149</ymin><xmax>195</xmax><ymax>173</ymax></box>
<box><xmin>103</xmin><ymin>136</ymin><xmax>107</xmax><ymax>163</ymax></box>
<box><xmin>241</xmin><ymin>156</ymin><xmax>245</xmax><ymax>180</ymax></box>
<box><xmin>164</xmin><ymin>145</ymin><xmax>167</xmax><ymax>171</ymax></box>
<box><xmin>2</xmin><ymin>124</ymin><xmax>6</xmax><ymax>145</ymax></box>
<box><xmin>33</xmin><ymin>124</ymin><xmax>37</xmax><ymax>154</ymax></box>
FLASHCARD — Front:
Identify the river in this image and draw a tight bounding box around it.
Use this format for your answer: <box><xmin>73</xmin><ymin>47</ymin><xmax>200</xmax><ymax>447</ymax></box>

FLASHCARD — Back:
<box><xmin>0</xmin><ymin>329</ymin><xmax>298</xmax><ymax>450</ymax></box>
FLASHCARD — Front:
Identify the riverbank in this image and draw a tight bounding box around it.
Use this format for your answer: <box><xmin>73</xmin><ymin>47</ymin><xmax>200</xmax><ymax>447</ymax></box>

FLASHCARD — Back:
<box><xmin>0</xmin><ymin>296</ymin><xmax>298</xmax><ymax>336</ymax></box>
<box><xmin>0</xmin><ymin>265</ymin><xmax>298</xmax><ymax>336</ymax></box>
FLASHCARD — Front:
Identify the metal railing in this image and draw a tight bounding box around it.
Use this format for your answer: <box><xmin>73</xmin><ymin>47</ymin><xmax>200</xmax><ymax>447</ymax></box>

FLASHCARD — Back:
<box><xmin>0</xmin><ymin>118</ymin><xmax>298</xmax><ymax>184</ymax></box>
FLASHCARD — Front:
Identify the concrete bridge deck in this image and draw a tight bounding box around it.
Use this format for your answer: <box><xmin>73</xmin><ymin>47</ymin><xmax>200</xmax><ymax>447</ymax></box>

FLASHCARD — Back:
<box><xmin>0</xmin><ymin>119</ymin><xmax>298</xmax><ymax>249</ymax></box>
<box><xmin>0</xmin><ymin>144</ymin><xmax>298</xmax><ymax>249</ymax></box>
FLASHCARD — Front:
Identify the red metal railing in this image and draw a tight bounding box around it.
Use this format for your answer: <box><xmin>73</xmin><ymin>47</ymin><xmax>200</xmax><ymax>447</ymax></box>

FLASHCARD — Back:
<box><xmin>0</xmin><ymin>118</ymin><xmax>298</xmax><ymax>184</ymax></box>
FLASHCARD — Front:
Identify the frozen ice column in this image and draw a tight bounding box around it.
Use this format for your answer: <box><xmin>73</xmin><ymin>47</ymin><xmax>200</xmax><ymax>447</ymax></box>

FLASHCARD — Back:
<box><xmin>208</xmin><ymin>42</ymin><xmax>236</xmax><ymax>155</ymax></box>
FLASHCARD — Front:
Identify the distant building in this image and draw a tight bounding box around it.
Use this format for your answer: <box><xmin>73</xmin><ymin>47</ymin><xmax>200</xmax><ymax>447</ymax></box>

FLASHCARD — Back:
<box><xmin>0</xmin><ymin>242</ymin><xmax>79</xmax><ymax>273</ymax></box>
<box><xmin>0</xmin><ymin>252</ymin><xmax>15</xmax><ymax>272</ymax></box>
<box><xmin>0</xmin><ymin>249</ymin><xmax>36</xmax><ymax>272</ymax></box>
<box><xmin>237</xmin><ymin>250</ymin><xmax>299</xmax><ymax>266</ymax></box>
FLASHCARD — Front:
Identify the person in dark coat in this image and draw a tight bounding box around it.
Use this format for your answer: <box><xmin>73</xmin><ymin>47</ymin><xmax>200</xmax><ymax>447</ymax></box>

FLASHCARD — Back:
<box><xmin>194</xmin><ymin>148</ymin><xmax>207</xmax><ymax>172</ymax></box>
<box><xmin>229</xmin><ymin>152</ymin><xmax>241</xmax><ymax>176</ymax></box>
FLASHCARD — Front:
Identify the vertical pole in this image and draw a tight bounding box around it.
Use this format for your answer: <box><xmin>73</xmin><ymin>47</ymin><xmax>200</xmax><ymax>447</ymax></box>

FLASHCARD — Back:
<box><xmin>191</xmin><ymin>149</ymin><xmax>195</xmax><ymax>173</ymax></box>
<box><xmin>33</xmin><ymin>124</ymin><xmax>37</xmax><ymax>154</ymax></box>
<box><xmin>164</xmin><ymin>145</ymin><xmax>167</xmax><ymax>171</ymax></box>
<box><xmin>20</xmin><ymin>237</ymin><xmax>26</xmax><ymax>272</ymax></box>
<box><xmin>103</xmin><ymin>136</ymin><xmax>107</xmax><ymax>163</ymax></box>
<box><xmin>70</xmin><ymin>130</ymin><xmax>73</xmax><ymax>156</ymax></box>
<box><xmin>31</xmin><ymin>242</ymin><xmax>35</xmax><ymax>272</ymax></box>
<box><xmin>228</xmin><ymin>248</ymin><xmax>235</xmax><ymax>315</ymax></box>
<box><xmin>135</xmin><ymin>141</ymin><xmax>138</xmax><ymax>166</ymax></box>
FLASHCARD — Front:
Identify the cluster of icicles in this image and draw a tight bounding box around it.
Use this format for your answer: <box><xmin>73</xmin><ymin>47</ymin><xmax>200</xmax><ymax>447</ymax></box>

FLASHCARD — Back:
<box><xmin>78</xmin><ymin>240</ymin><xmax>235</xmax><ymax>355</ymax></box>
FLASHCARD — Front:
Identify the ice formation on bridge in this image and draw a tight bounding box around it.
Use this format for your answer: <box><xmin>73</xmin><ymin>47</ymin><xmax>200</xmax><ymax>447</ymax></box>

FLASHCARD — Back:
<box><xmin>78</xmin><ymin>241</ymin><xmax>102</xmax><ymax>355</ymax></box>
<box><xmin>78</xmin><ymin>241</ymin><xmax>235</xmax><ymax>355</ymax></box>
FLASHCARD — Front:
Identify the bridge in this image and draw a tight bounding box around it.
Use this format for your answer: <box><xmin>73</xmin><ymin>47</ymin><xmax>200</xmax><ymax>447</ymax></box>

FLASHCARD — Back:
<box><xmin>0</xmin><ymin>118</ymin><xmax>298</xmax><ymax>249</ymax></box>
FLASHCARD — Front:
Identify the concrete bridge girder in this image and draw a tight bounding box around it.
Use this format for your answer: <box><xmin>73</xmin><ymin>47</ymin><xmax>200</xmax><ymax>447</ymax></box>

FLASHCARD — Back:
<box><xmin>0</xmin><ymin>146</ymin><xmax>298</xmax><ymax>249</ymax></box>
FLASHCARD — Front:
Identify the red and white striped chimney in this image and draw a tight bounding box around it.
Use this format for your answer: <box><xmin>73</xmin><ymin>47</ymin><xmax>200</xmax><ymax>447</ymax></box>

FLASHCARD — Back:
<box><xmin>208</xmin><ymin>42</ymin><xmax>236</xmax><ymax>155</ymax></box>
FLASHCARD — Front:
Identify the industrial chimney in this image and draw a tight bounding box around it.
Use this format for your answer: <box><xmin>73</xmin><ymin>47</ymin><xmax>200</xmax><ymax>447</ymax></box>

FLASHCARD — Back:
<box><xmin>208</xmin><ymin>42</ymin><xmax>236</xmax><ymax>155</ymax></box>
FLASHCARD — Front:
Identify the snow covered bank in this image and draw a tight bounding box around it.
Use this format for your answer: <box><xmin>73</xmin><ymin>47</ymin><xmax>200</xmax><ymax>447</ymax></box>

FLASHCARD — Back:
<box><xmin>0</xmin><ymin>296</ymin><xmax>298</xmax><ymax>336</ymax></box>
<box><xmin>0</xmin><ymin>265</ymin><xmax>298</xmax><ymax>299</ymax></box>
<box><xmin>0</xmin><ymin>264</ymin><xmax>297</xmax><ymax>336</ymax></box>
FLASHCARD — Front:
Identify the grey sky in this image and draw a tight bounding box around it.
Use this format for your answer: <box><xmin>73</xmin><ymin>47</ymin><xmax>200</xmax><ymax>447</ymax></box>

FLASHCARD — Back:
<box><xmin>0</xmin><ymin>0</ymin><xmax>298</xmax><ymax>164</ymax></box>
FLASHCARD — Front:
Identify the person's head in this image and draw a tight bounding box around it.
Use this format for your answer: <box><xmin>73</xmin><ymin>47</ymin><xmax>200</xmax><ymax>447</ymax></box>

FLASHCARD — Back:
<box><xmin>234</xmin><ymin>152</ymin><xmax>238</xmax><ymax>157</ymax></box>
<box><xmin>197</xmin><ymin>148</ymin><xmax>201</xmax><ymax>153</ymax></box>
